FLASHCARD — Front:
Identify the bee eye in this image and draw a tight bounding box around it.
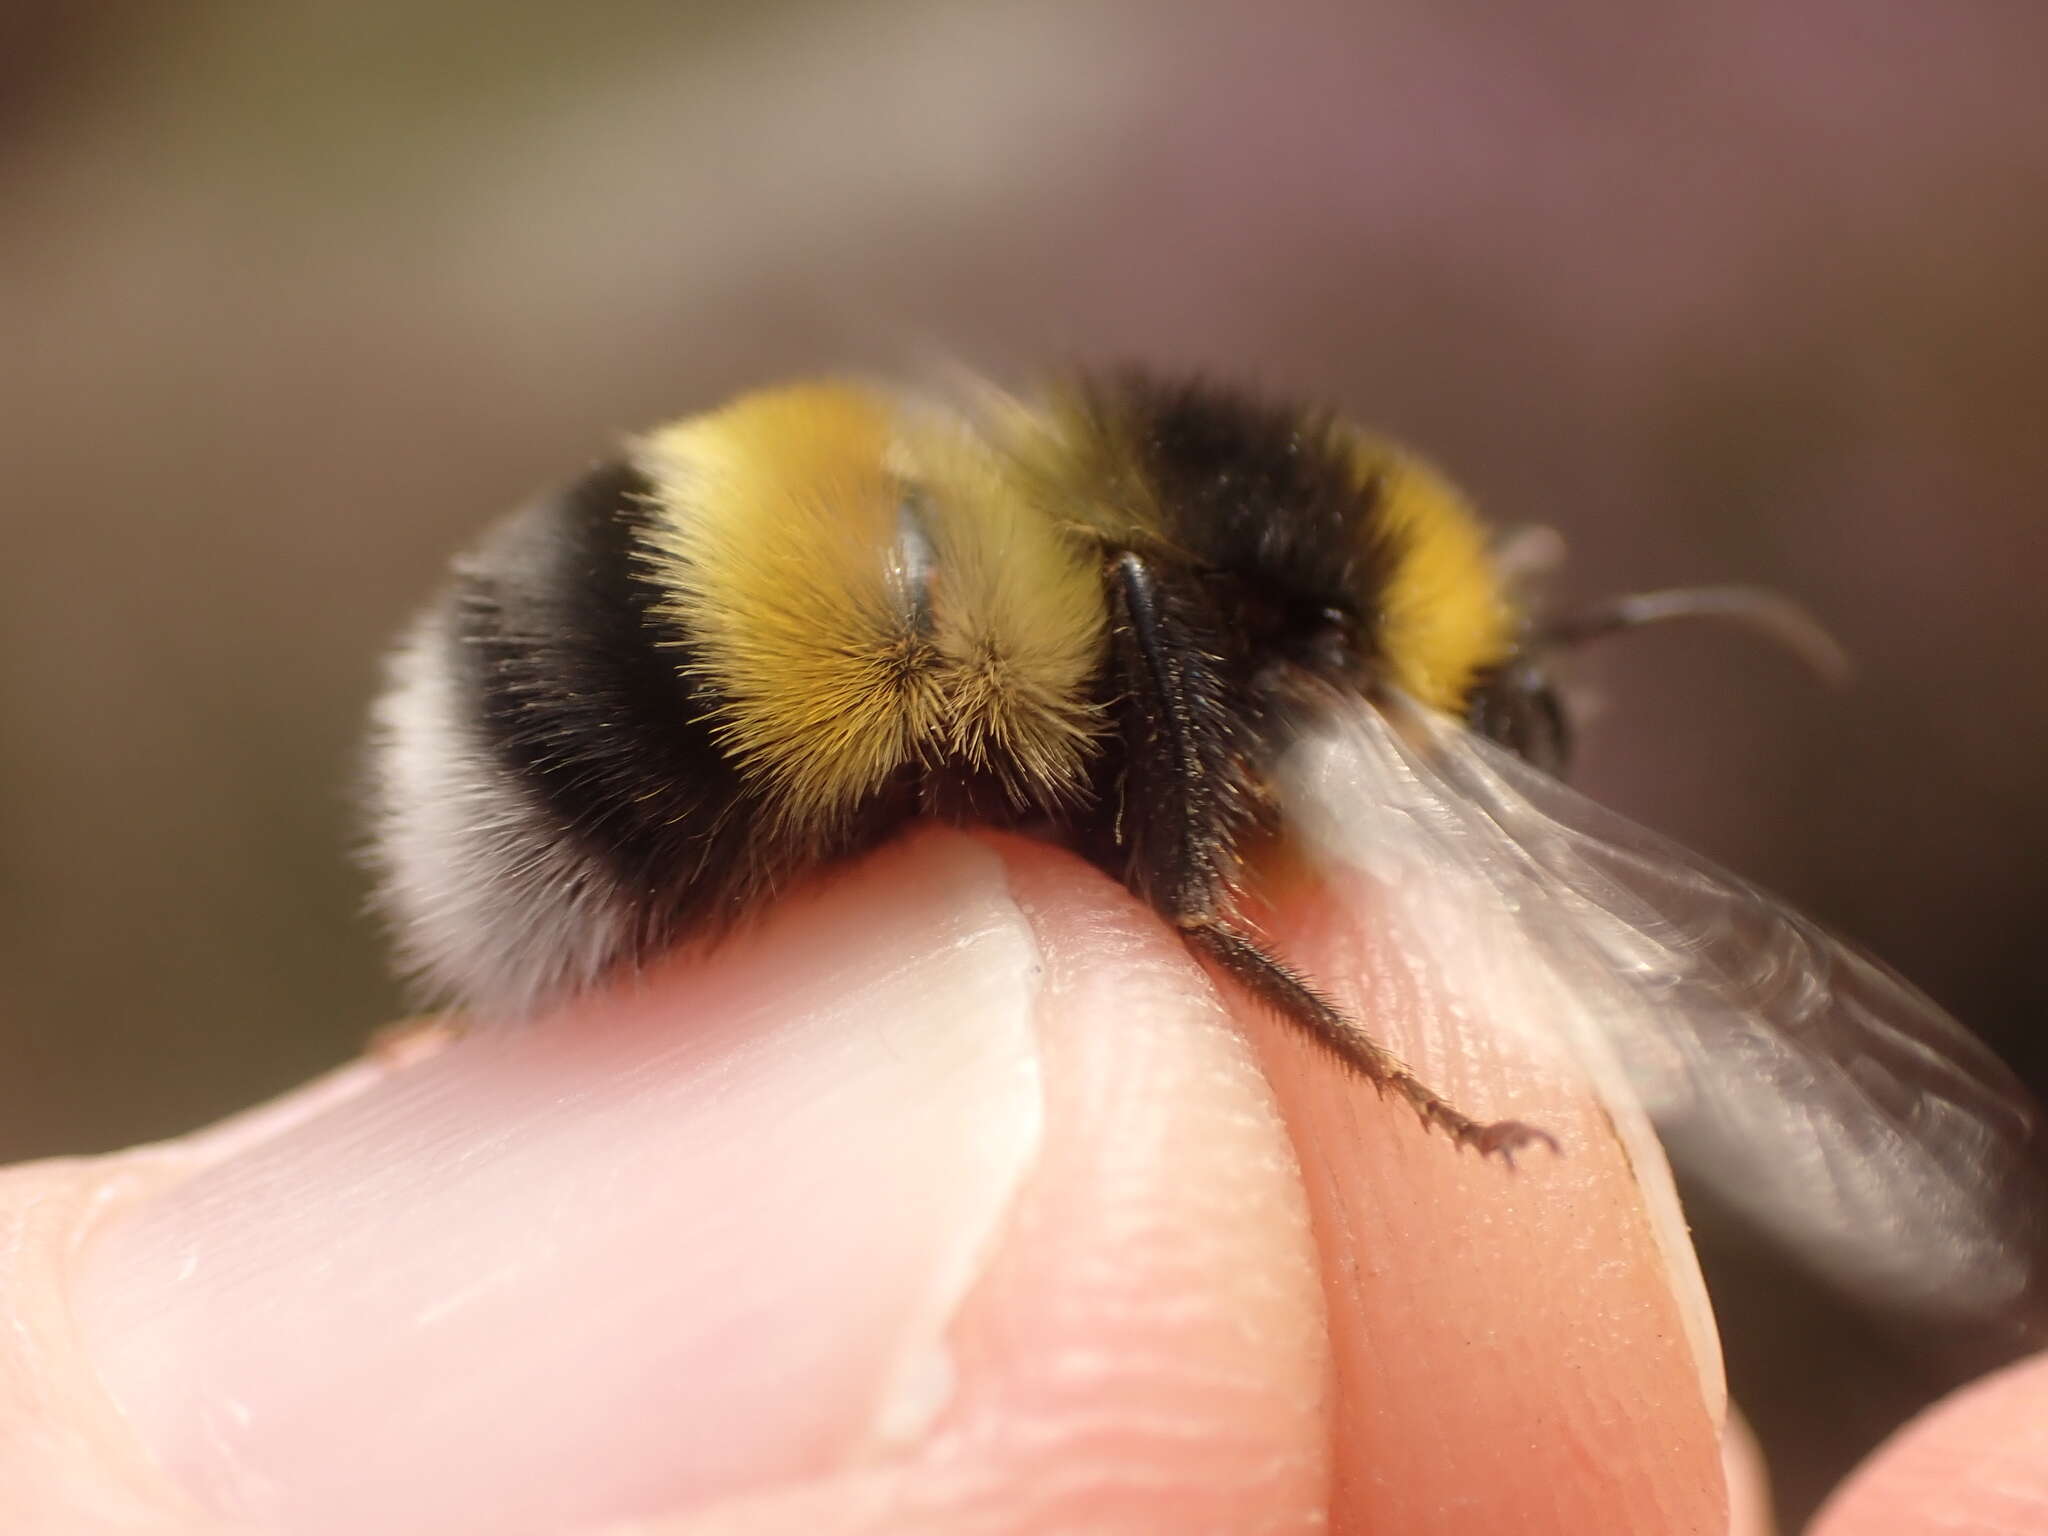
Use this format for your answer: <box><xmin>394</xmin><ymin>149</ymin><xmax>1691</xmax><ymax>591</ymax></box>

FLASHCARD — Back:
<box><xmin>1286</xmin><ymin>604</ymin><xmax>1357</xmax><ymax>673</ymax></box>
<box><xmin>1466</xmin><ymin>663</ymin><xmax>1571</xmax><ymax>775</ymax></box>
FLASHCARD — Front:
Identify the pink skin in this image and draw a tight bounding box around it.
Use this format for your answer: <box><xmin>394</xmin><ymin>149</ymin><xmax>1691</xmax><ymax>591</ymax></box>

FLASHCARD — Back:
<box><xmin>1810</xmin><ymin>1352</ymin><xmax>2048</xmax><ymax>1535</ymax></box>
<box><xmin>0</xmin><ymin>828</ymin><xmax>2025</xmax><ymax>1532</ymax></box>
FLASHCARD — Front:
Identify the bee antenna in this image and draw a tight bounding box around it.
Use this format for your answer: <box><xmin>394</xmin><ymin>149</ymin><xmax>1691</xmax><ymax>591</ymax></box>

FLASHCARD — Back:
<box><xmin>1535</xmin><ymin>584</ymin><xmax>1853</xmax><ymax>686</ymax></box>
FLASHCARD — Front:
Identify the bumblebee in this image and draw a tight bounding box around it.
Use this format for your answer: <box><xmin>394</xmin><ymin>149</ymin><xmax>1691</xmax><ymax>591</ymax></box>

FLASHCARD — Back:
<box><xmin>369</xmin><ymin>371</ymin><xmax>2048</xmax><ymax>1331</ymax></box>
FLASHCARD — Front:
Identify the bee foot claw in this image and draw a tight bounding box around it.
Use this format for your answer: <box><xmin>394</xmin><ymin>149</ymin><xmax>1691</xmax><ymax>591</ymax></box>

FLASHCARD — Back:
<box><xmin>1468</xmin><ymin>1118</ymin><xmax>1561</xmax><ymax>1167</ymax></box>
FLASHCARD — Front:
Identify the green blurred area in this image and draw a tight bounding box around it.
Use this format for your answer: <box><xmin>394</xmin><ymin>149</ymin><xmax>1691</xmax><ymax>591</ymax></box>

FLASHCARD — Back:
<box><xmin>3</xmin><ymin>0</ymin><xmax>2046</xmax><ymax>1520</ymax></box>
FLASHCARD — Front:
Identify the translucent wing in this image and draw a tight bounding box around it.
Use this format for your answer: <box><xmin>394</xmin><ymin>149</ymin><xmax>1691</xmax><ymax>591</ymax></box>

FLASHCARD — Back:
<box><xmin>1278</xmin><ymin>693</ymin><xmax>2048</xmax><ymax>1355</ymax></box>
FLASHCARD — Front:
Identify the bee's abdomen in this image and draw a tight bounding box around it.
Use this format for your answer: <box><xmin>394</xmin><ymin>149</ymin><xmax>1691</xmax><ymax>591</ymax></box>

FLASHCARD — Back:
<box><xmin>368</xmin><ymin>381</ymin><xmax>1119</xmax><ymax>1014</ymax></box>
<box><xmin>459</xmin><ymin>460</ymin><xmax>766</xmax><ymax>891</ymax></box>
<box><xmin>368</xmin><ymin>459</ymin><xmax>827</xmax><ymax>1012</ymax></box>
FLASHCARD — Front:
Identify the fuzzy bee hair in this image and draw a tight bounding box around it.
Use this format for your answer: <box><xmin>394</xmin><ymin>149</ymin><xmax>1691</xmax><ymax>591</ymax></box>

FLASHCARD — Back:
<box><xmin>368</xmin><ymin>371</ymin><xmax>1542</xmax><ymax>1155</ymax></box>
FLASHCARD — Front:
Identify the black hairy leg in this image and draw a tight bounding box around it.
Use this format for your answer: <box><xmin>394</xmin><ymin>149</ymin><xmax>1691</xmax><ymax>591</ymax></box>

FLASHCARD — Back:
<box><xmin>1179</xmin><ymin>919</ymin><xmax>1557</xmax><ymax>1164</ymax></box>
<box><xmin>1106</xmin><ymin>550</ymin><xmax>1556</xmax><ymax>1164</ymax></box>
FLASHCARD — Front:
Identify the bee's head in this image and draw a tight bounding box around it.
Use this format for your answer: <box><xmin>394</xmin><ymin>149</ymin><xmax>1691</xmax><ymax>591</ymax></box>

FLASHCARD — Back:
<box><xmin>1463</xmin><ymin>659</ymin><xmax>1572</xmax><ymax>775</ymax></box>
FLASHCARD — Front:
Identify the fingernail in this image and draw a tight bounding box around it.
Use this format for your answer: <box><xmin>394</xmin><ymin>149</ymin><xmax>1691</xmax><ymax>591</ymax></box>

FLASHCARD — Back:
<box><xmin>72</xmin><ymin>831</ymin><xmax>1045</xmax><ymax>1536</ymax></box>
<box><xmin>1279</xmin><ymin>723</ymin><xmax>1727</xmax><ymax>1422</ymax></box>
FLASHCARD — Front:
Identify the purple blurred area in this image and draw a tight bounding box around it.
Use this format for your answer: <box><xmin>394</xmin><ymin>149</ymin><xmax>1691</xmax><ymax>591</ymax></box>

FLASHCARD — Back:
<box><xmin>3</xmin><ymin>0</ymin><xmax>2045</xmax><ymax>1517</ymax></box>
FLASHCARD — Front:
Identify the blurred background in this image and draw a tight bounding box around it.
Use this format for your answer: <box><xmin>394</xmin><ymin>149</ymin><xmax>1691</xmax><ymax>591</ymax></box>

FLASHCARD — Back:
<box><xmin>3</xmin><ymin>0</ymin><xmax>2044</xmax><ymax>1520</ymax></box>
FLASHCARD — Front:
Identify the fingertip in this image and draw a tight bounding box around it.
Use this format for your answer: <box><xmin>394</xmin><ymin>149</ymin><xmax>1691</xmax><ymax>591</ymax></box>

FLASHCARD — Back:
<box><xmin>70</xmin><ymin>831</ymin><xmax>1056</xmax><ymax>1534</ymax></box>
<box><xmin>14</xmin><ymin>833</ymin><xmax>1337</xmax><ymax>1535</ymax></box>
<box><xmin>584</xmin><ymin>833</ymin><xmax>1340</xmax><ymax>1533</ymax></box>
<box><xmin>1243</xmin><ymin>872</ymin><xmax>1729</xmax><ymax>1534</ymax></box>
<box><xmin>1811</xmin><ymin>1349</ymin><xmax>2048</xmax><ymax>1536</ymax></box>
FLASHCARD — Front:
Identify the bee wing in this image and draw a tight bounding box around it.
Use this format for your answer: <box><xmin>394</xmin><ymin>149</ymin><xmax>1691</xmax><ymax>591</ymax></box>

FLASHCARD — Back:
<box><xmin>1278</xmin><ymin>692</ymin><xmax>2048</xmax><ymax>1352</ymax></box>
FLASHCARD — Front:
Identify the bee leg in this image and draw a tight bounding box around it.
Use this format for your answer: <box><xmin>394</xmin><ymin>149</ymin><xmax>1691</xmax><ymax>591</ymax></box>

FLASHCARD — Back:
<box><xmin>1105</xmin><ymin>549</ymin><xmax>1555</xmax><ymax>1164</ymax></box>
<box><xmin>1178</xmin><ymin>917</ymin><xmax>1558</xmax><ymax>1164</ymax></box>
